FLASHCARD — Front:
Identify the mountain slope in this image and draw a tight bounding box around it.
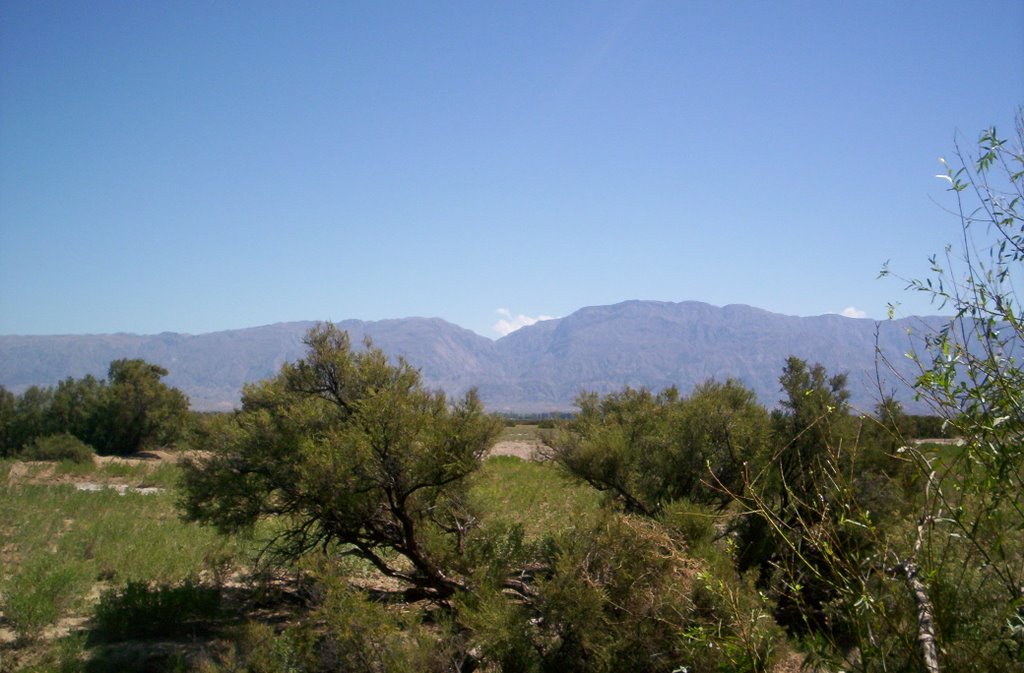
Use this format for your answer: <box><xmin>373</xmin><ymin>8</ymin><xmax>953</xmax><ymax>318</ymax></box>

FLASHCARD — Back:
<box><xmin>0</xmin><ymin>301</ymin><xmax>945</xmax><ymax>413</ymax></box>
<box><xmin>494</xmin><ymin>300</ymin><xmax>942</xmax><ymax>413</ymax></box>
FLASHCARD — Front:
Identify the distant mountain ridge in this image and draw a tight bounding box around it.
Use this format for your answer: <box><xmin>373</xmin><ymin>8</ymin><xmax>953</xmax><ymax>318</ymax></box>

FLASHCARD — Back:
<box><xmin>0</xmin><ymin>301</ymin><xmax>947</xmax><ymax>414</ymax></box>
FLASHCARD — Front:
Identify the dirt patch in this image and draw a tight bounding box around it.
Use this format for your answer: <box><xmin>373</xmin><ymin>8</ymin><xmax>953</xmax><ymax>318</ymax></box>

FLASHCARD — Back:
<box><xmin>94</xmin><ymin>449</ymin><xmax>185</xmax><ymax>466</ymax></box>
<box><xmin>490</xmin><ymin>440</ymin><xmax>545</xmax><ymax>461</ymax></box>
<box><xmin>73</xmin><ymin>483</ymin><xmax>164</xmax><ymax>495</ymax></box>
<box><xmin>3</xmin><ymin>450</ymin><xmax>180</xmax><ymax>491</ymax></box>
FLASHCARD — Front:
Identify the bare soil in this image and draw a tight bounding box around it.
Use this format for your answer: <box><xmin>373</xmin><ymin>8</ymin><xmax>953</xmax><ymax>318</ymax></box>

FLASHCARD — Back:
<box><xmin>489</xmin><ymin>439</ymin><xmax>545</xmax><ymax>461</ymax></box>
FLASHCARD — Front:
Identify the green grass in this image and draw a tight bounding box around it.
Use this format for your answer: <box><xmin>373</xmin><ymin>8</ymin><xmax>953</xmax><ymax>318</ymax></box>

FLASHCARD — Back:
<box><xmin>469</xmin><ymin>455</ymin><xmax>599</xmax><ymax>540</ymax></box>
<box><xmin>0</xmin><ymin>466</ymin><xmax>256</xmax><ymax>644</ymax></box>
<box><xmin>94</xmin><ymin>461</ymin><xmax>141</xmax><ymax>480</ymax></box>
<box><xmin>496</xmin><ymin>424</ymin><xmax>545</xmax><ymax>443</ymax></box>
<box><xmin>55</xmin><ymin>458</ymin><xmax>98</xmax><ymax>477</ymax></box>
<box><xmin>0</xmin><ymin>452</ymin><xmax>597</xmax><ymax>666</ymax></box>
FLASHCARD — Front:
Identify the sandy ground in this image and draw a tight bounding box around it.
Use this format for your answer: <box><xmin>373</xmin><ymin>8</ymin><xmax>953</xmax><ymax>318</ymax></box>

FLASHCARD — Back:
<box><xmin>488</xmin><ymin>439</ymin><xmax>545</xmax><ymax>461</ymax></box>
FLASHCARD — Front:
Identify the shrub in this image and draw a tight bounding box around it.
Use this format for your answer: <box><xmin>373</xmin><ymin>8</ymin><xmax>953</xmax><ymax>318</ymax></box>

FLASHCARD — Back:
<box><xmin>180</xmin><ymin>324</ymin><xmax>500</xmax><ymax>602</ymax></box>
<box><xmin>94</xmin><ymin>578</ymin><xmax>221</xmax><ymax>640</ymax></box>
<box><xmin>548</xmin><ymin>381</ymin><xmax>769</xmax><ymax>516</ymax></box>
<box><xmin>658</xmin><ymin>498</ymin><xmax>718</xmax><ymax>549</ymax></box>
<box><xmin>462</xmin><ymin>511</ymin><xmax>781</xmax><ymax>673</ymax></box>
<box><xmin>18</xmin><ymin>432</ymin><xmax>94</xmax><ymax>464</ymax></box>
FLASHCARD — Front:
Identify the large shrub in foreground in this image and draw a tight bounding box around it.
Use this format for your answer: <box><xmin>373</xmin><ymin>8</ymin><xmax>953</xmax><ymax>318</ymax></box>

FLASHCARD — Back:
<box><xmin>180</xmin><ymin>323</ymin><xmax>502</xmax><ymax>602</ymax></box>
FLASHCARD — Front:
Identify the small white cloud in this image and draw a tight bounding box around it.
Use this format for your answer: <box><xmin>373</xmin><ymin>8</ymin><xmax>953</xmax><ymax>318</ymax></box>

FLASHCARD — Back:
<box><xmin>492</xmin><ymin>308</ymin><xmax>554</xmax><ymax>336</ymax></box>
<box><xmin>840</xmin><ymin>306</ymin><xmax>868</xmax><ymax>319</ymax></box>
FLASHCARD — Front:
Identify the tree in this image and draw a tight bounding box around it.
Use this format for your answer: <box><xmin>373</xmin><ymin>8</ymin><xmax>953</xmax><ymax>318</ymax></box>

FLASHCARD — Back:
<box><xmin>0</xmin><ymin>386</ymin><xmax>18</xmax><ymax>456</ymax></box>
<box><xmin>668</xmin><ymin>379</ymin><xmax>771</xmax><ymax>509</ymax></box>
<box><xmin>4</xmin><ymin>385</ymin><xmax>56</xmax><ymax>456</ymax></box>
<box><xmin>772</xmin><ymin>356</ymin><xmax>852</xmax><ymax>517</ymax></box>
<box><xmin>547</xmin><ymin>380</ymin><xmax>769</xmax><ymax>516</ymax></box>
<box><xmin>732</xmin><ymin>359</ymin><xmax>866</xmax><ymax>635</ymax></box>
<box><xmin>92</xmin><ymin>359</ymin><xmax>190</xmax><ymax>455</ymax></box>
<box><xmin>180</xmin><ymin>324</ymin><xmax>501</xmax><ymax>602</ymax></box>
<box><xmin>48</xmin><ymin>374</ymin><xmax>104</xmax><ymax>447</ymax></box>
<box><xmin>547</xmin><ymin>386</ymin><xmax>679</xmax><ymax>516</ymax></box>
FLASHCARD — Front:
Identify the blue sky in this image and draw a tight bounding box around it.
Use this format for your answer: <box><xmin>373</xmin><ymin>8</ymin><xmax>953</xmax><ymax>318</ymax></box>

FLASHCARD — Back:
<box><xmin>2</xmin><ymin>1</ymin><xmax>1022</xmax><ymax>338</ymax></box>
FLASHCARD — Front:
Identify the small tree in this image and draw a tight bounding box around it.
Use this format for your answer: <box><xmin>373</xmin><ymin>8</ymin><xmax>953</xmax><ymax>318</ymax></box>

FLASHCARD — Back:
<box><xmin>546</xmin><ymin>386</ymin><xmax>678</xmax><ymax>516</ymax></box>
<box><xmin>772</xmin><ymin>357</ymin><xmax>853</xmax><ymax>519</ymax></box>
<box><xmin>547</xmin><ymin>380</ymin><xmax>769</xmax><ymax>517</ymax></box>
<box><xmin>1</xmin><ymin>386</ymin><xmax>57</xmax><ymax>456</ymax></box>
<box><xmin>180</xmin><ymin>323</ymin><xmax>501</xmax><ymax>602</ymax></box>
<box><xmin>91</xmin><ymin>359</ymin><xmax>189</xmax><ymax>455</ymax></box>
<box><xmin>0</xmin><ymin>386</ymin><xmax>19</xmax><ymax>456</ymax></box>
<box><xmin>48</xmin><ymin>374</ymin><xmax>104</xmax><ymax>448</ymax></box>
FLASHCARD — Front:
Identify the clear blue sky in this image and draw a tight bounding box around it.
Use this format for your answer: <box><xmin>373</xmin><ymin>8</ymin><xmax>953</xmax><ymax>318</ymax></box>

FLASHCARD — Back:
<box><xmin>2</xmin><ymin>1</ymin><xmax>1022</xmax><ymax>338</ymax></box>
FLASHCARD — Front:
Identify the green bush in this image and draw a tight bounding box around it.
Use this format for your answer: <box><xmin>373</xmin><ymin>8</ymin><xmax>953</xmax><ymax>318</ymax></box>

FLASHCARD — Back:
<box><xmin>196</xmin><ymin>622</ymin><xmax>310</xmax><ymax>673</ymax></box>
<box><xmin>549</xmin><ymin>381</ymin><xmax>769</xmax><ymax>516</ymax></box>
<box><xmin>18</xmin><ymin>432</ymin><xmax>94</xmax><ymax>464</ymax></box>
<box><xmin>94</xmin><ymin>578</ymin><xmax>221</xmax><ymax>640</ymax></box>
<box><xmin>461</xmin><ymin>511</ymin><xmax>781</xmax><ymax>673</ymax></box>
<box><xmin>198</xmin><ymin>572</ymin><xmax>456</xmax><ymax>673</ymax></box>
<box><xmin>658</xmin><ymin>498</ymin><xmax>718</xmax><ymax>549</ymax></box>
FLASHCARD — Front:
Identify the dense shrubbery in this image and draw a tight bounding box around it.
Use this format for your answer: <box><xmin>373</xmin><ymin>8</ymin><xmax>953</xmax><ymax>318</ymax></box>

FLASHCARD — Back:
<box><xmin>178</xmin><ymin>308</ymin><xmax>1015</xmax><ymax>672</ymax></box>
<box><xmin>546</xmin><ymin>379</ymin><xmax>769</xmax><ymax>515</ymax></box>
<box><xmin>180</xmin><ymin>325</ymin><xmax>790</xmax><ymax>673</ymax></box>
<box><xmin>0</xmin><ymin>358</ymin><xmax>189</xmax><ymax>456</ymax></box>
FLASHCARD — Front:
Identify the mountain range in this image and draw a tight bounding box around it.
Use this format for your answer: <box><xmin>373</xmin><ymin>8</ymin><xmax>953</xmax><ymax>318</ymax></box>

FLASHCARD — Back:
<box><xmin>0</xmin><ymin>300</ymin><xmax>947</xmax><ymax>414</ymax></box>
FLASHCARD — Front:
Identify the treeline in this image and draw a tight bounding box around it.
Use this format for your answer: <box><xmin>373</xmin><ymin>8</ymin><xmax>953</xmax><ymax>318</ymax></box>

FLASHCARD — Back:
<box><xmin>504</xmin><ymin>408</ymin><xmax>951</xmax><ymax>438</ymax></box>
<box><xmin>0</xmin><ymin>359</ymin><xmax>190</xmax><ymax>457</ymax></box>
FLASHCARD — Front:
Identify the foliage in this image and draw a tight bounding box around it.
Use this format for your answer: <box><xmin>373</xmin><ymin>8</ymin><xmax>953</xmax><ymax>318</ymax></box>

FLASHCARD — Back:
<box><xmin>196</xmin><ymin>579</ymin><xmax>458</xmax><ymax>673</ymax></box>
<box><xmin>180</xmin><ymin>323</ymin><xmax>501</xmax><ymax>601</ymax></box>
<box><xmin>0</xmin><ymin>385</ymin><xmax>54</xmax><ymax>456</ymax></box>
<box><xmin>770</xmin><ymin>357</ymin><xmax>854</xmax><ymax>505</ymax></box>
<box><xmin>49</xmin><ymin>374</ymin><xmax>105</xmax><ymax>448</ymax></box>
<box><xmin>888</xmin><ymin>112</ymin><xmax>1024</xmax><ymax>671</ymax></box>
<box><xmin>91</xmin><ymin>359</ymin><xmax>190</xmax><ymax>455</ymax></box>
<box><xmin>17</xmin><ymin>432</ymin><xmax>95</xmax><ymax>464</ymax></box>
<box><xmin>731</xmin><ymin>357</ymin><xmax>925</xmax><ymax>656</ymax></box>
<box><xmin>94</xmin><ymin>578</ymin><xmax>221</xmax><ymax>641</ymax></box>
<box><xmin>547</xmin><ymin>379</ymin><xmax>769</xmax><ymax>516</ymax></box>
<box><xmin>0</xmin><ymin>361</ymin><xmax>189</xmax><ymax>457</ymax></box>
<box><xmin>460</xmin><ymin>510</ymin><xmax>782</xmax><ymax>673</ymax></box>
<box><xmin>719</xmin><ymin>115</ymin><xmax>1024</xmax><ymax>672</ymax></box>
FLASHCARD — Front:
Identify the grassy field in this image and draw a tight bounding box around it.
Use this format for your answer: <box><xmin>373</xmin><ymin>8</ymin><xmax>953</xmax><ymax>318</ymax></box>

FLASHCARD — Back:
<box><xmin>0</xmin><ymin>456</ymin><xmax>261</xmax><ymax>672</ymax></box>
<box><xmin>0</xmin><ymin>448</ymin><xmax>593</xmax><ymax>672</ymax></box>
<box><xmin>495</xmin><ymin>423</ymin><xmax>548</xmax><ymax>443</ymax></box>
